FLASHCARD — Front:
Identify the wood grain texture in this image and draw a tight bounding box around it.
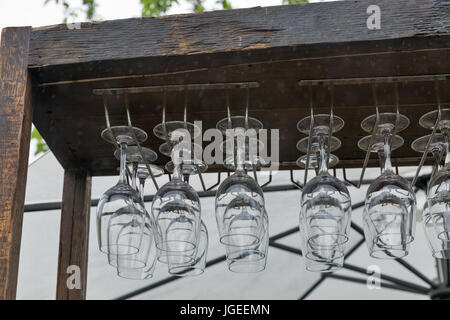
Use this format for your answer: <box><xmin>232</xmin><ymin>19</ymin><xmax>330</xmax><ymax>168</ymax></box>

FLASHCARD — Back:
<box><xmin>0</xmin><ymin>27</ymin><xmax>32</xmax><ymax>300</ymax></box>
<box><xmin>28</xmin><ymin>0</ymin><xmax>450</xmax><ymax>84</ymax></box>
<box><xmin>56</xmin><ymin>169</ymin><xmax>91</xmax><ymax>300</ymax></box>
<box><xmin>29</xmin><ymin>0</ymin><xmax>450</xmax><ymax>67</ymax></box>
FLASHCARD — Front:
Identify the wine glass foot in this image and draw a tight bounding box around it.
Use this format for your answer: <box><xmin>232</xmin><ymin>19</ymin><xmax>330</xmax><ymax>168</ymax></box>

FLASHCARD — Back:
<box><xmin>296</xmin><ymin>154</ymin><xmax>339</xmax><ymax>169</ymax></box>
<box><xmin>101</xmin><ymin>126</ymin><xmax>148</xmax><ymax>145</ymax></box>
<box><xmin>297</xmin><ymin>114</ymin><xmax>345</xmax><ymax>135</ymax></box>
<box><xmin>358</xmin><ymin>134</ymin><xmax>404</xmax><ymax>152</ymax></box>
<box><xmin>361</xmin><ymin>113</ymin><xmax>410</xmax><ymax>134</ymax></box>
<box><xmin>296</xmin><ymin>136</ymin><xmax>342</xmax><ymax>153</ymax></box>
<box><xmin>153</xmin><ymin>121</ymin><xmax>202</xmax><ymax>141</ymax></box>
<box><xmin>216</xmin><ymin>116</ymin><xmax>263</xmax><ymax>134</ymax></box>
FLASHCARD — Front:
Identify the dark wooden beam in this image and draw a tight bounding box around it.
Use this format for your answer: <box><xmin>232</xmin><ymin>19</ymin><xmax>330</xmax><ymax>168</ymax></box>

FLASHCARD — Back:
<box><xmin>28</xmin><ymin>0</ymin><xmax>450</xmax><ymax>84</ymax></box>
<box><xmin>0</xmin><ymin>27</ymin><xmax>33</xmax><ymax>300</ymax></box>
<box><xmin>56</xmin><ymin>169</ymin><xmax>91</xmax><ymax>300</ymax></box>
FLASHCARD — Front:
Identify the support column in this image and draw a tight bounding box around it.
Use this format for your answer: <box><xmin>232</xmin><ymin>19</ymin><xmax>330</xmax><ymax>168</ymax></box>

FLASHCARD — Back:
<box><xmin>56</xmin><ymin>169</ymin><xmax>91</xmax><ymax>300</ymax></box>
<box><xmin>0</xmin><ymin>27</ymin><xmax>33</xmax><ymax>300</ymax></box>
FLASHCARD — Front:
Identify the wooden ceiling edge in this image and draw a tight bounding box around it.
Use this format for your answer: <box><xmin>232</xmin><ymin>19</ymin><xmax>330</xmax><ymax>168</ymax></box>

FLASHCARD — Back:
<box><xmin>31</xmin><ymin>42</ymin><xmax>450</xmax><ymax>87</ymax></box>
<box><xmin>27</xmin><ymin>0</ymin><xmax>450</xmax><ymax>67</ymax></box>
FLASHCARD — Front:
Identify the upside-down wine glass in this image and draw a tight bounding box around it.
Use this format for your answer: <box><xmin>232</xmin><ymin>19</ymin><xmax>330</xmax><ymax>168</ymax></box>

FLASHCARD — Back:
<box><xmin>152</xmin><ymin>129</ymin><xmax>202</xmax><ymax>265</ymax></box>
<box><xmin>97</xmin><ymin>126</ymin><xmax>147</xmax><ymax>256</ymax></box>
<box><xmin>215</xmin><ymin>116</ymin><xmax>266</xmax><ymax>248</ymax></box>
<box><xmin>412</xmin><ymin>133</ymin><xmax>450</xmax><ymax>259</ymax></box>
<box><xmin>359</xmin><ymin>113</ymin><xmax>416</xmax><ymax>259</ymax></box>
<box><xmin>113</xmin><ymin>148</ymin><xmax>164</xmax><ymax>279</ymax></box>
<box><xmin>299</xmin><ymin>115</ymin><xmax>352</xmax><ymax>272</ymax></box>
<box><xmin>108</xmin><ymin>147</ymin><xmax>157</xmax><ymax>269</ymax></box>
<box><xmin>421</xmin><ymin>109</ymin><xmax>450</xmax><ymax>259</ymax></box>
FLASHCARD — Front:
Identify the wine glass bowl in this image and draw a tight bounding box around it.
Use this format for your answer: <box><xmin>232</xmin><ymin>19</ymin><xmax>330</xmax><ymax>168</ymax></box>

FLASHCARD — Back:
<box><xmin>97</xmin><ymin>126</ymin><xmax>148</xmax><ymax>255</ymax></box>
<box><xmin>301</xmin><ymin>173</ymin><xmax>352</xmax><ymax>248</ymax></box>
<box><xmin>215</xmin><ymin>171</ymin><xmax>265</xmax><ymax>247</ymax></box>
<box><xmin>168</xmin><ymin>220</ymin><xmax>208</xmax><ymax>277</ymax></box>
<box><xmin>98</xmin><ymin>185</ymin><xmax>146</xmax><ymax>255</ymax></box>
<box><xmin>364</xmin><ymin>173</ymin><xmax>416</xmax><ymax>259</ymax></box>
<box><xmin>225</xmin><ymin>211</ymin><xmax>269</xmax><ymax>273</ymax></box>
<box><xmin>152</xmin><ymin>177</ymin><xmax>201</xmax><ymax>264</ymax></box>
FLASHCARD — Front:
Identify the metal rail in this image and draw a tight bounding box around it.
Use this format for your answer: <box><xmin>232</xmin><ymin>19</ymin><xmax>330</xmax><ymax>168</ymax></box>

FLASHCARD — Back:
<box><xmin>299</xmin><ymin>74</ymin><xmax>450</xmax><ymax>87</ymax></box>
<box><xmin>93</xmin><ymin>82</ymin><xmax>260</xmax><ymax>96</ymax></box>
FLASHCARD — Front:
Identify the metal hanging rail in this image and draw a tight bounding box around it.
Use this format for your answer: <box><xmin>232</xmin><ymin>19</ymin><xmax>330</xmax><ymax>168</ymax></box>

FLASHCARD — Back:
<box><xmin>93</xmin><ymin>82</ymin><xmax>260</xmax><ymax>96</ymax></box>
<box><xmin>298</xmin><ymin>74</ymin><xmax>450</xmax><ymax>86</ymax></box>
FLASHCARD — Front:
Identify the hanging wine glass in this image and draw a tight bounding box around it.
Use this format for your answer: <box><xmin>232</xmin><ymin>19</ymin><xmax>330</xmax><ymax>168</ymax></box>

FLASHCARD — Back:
<box><xmin>108</xmin><ymin>147</ymin><xmax>158</xmax><ymax>267</ymax></box>
<box><xmin>359</xmin><ymin>112</ymin><xmax>416</xmax><ymax>259</ymax></box>
<box><xmin>412</xmin><ymin>133</ymin><xmax>450</xmax><ymax>259</ymax></box>
<box><xmin>97</xmin><ymin>126</ymin><xmax>148</xmax><ymax>256</ymax></box>
<box><xmin>420</xmin><ymin>110</ymin><xmax>450</xmax><ymax>257</ymax></box>
<box><xmin>168</xmin><ymin>220</ymin><xmax>208</xmax><ymax>277</ymax></box>
<box><xmin>215</xmin><ymin>119</ymin><xmax>265</xmax><ymax>248</ymax></box>
<box><xmin>109</xmin><ymin>147</ymin><xmax>164</xmax><ymax>279</ymax></box>
<box><xmin>152</xmin><ymin>129</ymin><xmax>202</xmax><ymax>265</ymax></box>
<box><xmin>299</xmin><ymin>114</ymin><xmax>351</xmax><ymax>272</ymax></box>
<box><xmin>225</xmin><ymin>210</ymin><xmax>269</xmax><ymax>273</ymax></box>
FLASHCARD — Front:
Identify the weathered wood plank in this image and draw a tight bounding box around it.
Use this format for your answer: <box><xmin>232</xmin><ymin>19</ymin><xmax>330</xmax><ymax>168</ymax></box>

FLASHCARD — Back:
<box><xmin>56</xmin><ymin>169</ymin><xmax>91</xmax><ymax>300</ymax></box>
<box><xmin>0</xmin><ymin>27</ymin><xmax>33</xmax><ymax>300</ymax></box>
<box><xmin>29</xmin><ymin>0</ymin><xmax>450</xmax><ymax>67</ymax></box>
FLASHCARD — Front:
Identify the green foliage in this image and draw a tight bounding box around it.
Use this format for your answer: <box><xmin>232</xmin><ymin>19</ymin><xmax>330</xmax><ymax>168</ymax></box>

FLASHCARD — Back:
<box><xmin>31</xmin><ymin>128</ymin><xmax>49</xmax><ymax>156</ymax></box>
<box><xmin>189</xmin><ymin>0</ymin><xmax>205</xmax><ymax>13</ymax></box>
<box><xmin>141</xmin><ymin>0</ymin><xmax>179</xmax><ymax>17</ymax></box>
<box><xmin>217</xmin><ymin>0</ymin><xmax>232</xmax><ymax>10</ymax></box>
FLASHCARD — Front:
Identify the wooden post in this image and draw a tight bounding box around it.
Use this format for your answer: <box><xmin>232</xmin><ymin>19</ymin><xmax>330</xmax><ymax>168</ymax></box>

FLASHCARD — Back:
<box><xmin>0</xmin><ymin>27</ymin><xmax>33</xmax><ymax>300</ymax></box>
<box><xmin>56</xmin><ymin>169</ymin><xmax>91</xmax><ymax>300</ymax></box>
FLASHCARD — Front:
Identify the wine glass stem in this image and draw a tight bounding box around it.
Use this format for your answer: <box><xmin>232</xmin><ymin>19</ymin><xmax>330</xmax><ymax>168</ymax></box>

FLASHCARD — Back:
<box><xmin>171</xmin><ymin>143</ymin><xmax>183</xmax><ymax>180</ymax></box>
<box><xmin>131</xmin><ymin>162</ymin><xmax>138</xmax><ymax>190</ymax></box>
<box><xmin>443</xmin><ymin>128</ymin><xmax>450</xmax><ymax>168</ymax></box>
<box><xmin>119</xmin><ymin>142</ymin><xmax>128</xmax><ymax>184</ymax></box>
<box><xmin>381</xmin><ymin>132</ymin><xmax>393</xmax><ymax>173</ymax></box>
<box><xmin>236</xmin><ymin>138</ymin><xmax>245</xmax><ymax>172</ymax></box>
<box><xmin>139</xmin><ymin>177</ymin><xmax>146</xmax><ymax>202</ymax></box>
<box><xmin>318</xmin><ymin>134</ymin><xmax>328</xmax><ymax>174</ymax></box>
<box><xmin>431</xmin><ymin>147</ymin><xmax>442</xmax><ymax>179</ymax></box>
